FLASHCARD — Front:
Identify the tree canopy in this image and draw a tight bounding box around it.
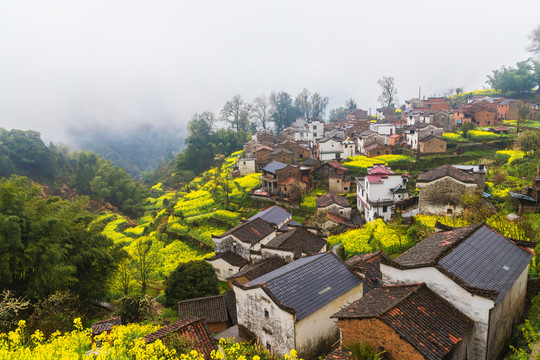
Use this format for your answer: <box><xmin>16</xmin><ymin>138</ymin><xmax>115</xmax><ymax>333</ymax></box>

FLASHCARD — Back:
<box><xmin>486</xmin><ymin>60</ymin><xmax>540</xmax><ymax>95</ymax></box>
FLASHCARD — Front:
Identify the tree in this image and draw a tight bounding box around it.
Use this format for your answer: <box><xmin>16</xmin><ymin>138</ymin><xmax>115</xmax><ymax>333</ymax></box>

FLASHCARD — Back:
<box><xmin>0</xmin><ymin>290</ymin><xmax>30</xmax><ymax>332</ymax></box>
<box><xmin>486</xmin><ymin>60</ymin><xmax>537</xmax><ymax>95</ymax></box>
<box><xmin>221</xmin><ymin>95</ymin><xmax>251</xmax><ymax>133</ymax></box>
<box><xmin>517</xmin><ymin>105</ymin><xmax>531</xmax><ymax>134</ymax></box>
<box><xmin>164</xmin><ymin>261</ymin><xmax>219</xmax><ymax>308</ymax></box>
<box><xmin>528</xmin><ymin>24</ymin><xmax>540</xmax><ymax>57</ymax></box>
<box><xmin>518</xmin><ymin>130</ymin><xmax>540</xmax><ymax>155</ymax></box>
<box><xmin>328</xmin><ymin>107</ymin><xmax>348</xmax><ymax>122</ymax></box>
<box><xmin>130</xmin><ymin>237</ymin><xmax>158</xmax><ymax>295</ymax></box>
<box><xmin>377</xmin><ymin>76</ymin><xmax>398</xmax><ymax>107</ymax></box>
<box><xmin>345</xmin><ymin>98</ymin><xmax>357</xmax><ymax>110</ymax></box>
<box><xmin>271</xmin><ymin>91</ymin><xmax>300</xmax><ymax>134</ymax></box>
<box><xmin>310</xmin><ymin>93</ymin><xmax>329</xmax><ymax>120</ymax></box>
<box><xmin>460</xmin><ymin>122</ymin><xmax>475</xmax><ymax>138</ymax></box>
<box><xmin>295</xmin><ymin>88</ymin><xmax>312</xmax><ymax>119</ymax></box>
<box><xmin>252</xmin><ymin>95</ymin><xmax>273</xmax><ymax>131</ymax></box>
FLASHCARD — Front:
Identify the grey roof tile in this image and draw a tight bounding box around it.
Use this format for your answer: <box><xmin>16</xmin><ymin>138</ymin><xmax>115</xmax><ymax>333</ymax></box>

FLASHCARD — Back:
<box><xmin>262</xmin><ymin>161</ymin><xmax>288</xmax><ymax>174</ymax></box>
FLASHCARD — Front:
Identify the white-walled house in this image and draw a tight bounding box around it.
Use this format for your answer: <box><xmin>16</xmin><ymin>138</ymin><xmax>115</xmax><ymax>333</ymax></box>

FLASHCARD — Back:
<box><xmin>380</xmin><ymin>224</ymin><xmax>534</xmax><ymax>360</ymax></box>
<box><xmin>211</xmin><ymin>218</ymin><xmax>277</xmax><ymax>261</ymax></box>
<box><xmin>236</xmin><ymin>158</ymin><xmax>256</xmax><ymax>176</ymax></box>
<box><xmin>316</xmin><ymin>137</ymin><xmax>344</xmax><ymax>161</ymax></box>
<box><xmin>356</xmin><ymin>165</ymin><xmax>408</xmax><ymax>222</ymax></box>
<box><xmin>357</xmin><ymin>131</ymin><xmax>386</xmax><ymax>155</ymax></box>
<box><xmin>405</xmin><ymin>123</ymin><xmax>444</xmax><ymax>149</ymax></box>
<box><xmin>341</xmin><ymin>138</ymin><xmax>356</xmax><ymax>159</ymax></box>
<box><xmin>233</xmin><ymin>253</ymin><xmax>363</xmax><ymax>359</ymax></box>
<box><xmin>370</xmin><ymin>122</ymin><xmax>396</xmax><ymax>136</ymax></box>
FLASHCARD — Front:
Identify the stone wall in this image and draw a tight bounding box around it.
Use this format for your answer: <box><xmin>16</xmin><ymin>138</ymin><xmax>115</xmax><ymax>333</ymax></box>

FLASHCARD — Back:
<box><xmin>418</xmin><ymin>177</ymin><xmax>476</xmax><ymax>215</ymax></box>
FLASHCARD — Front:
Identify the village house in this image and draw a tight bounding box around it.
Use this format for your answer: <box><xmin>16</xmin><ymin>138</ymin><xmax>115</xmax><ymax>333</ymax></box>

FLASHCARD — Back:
<box><xmin>453</xmin><ymin>163</ymin><xmax>487</xmax><ymax>191</ymax></box>
<box><xmin>418</xmin><ymin>135</ymin><xmax>447</xmax><ymax>154</ymax></box>
<box><xmin>260</xmin><ymin>226</ymin><xmax>327</xmax><ymax>262</ymax></box>
<box><xmin>417</xmin><ymin>164</ymin><xmax>478</xmax><ymax>215</ymax></box>
<box><xmin>325</xmin><ymin>127</ymin><xmax>346</xmax><ymax>140</ymax></box>
<box><xmin>380</xmin><ymin>224</ymin><xmax>535</xmax><ymax>360</ymax></box>
<box><xmin>357</xmin><ymin>130</ymin><xmax>386</xmax><ymax>155</ymax></box>
<box><xmin>329</xmin><ymin>173</ymin><xmax>351</xmax><ymax>194</ymax></box>
<box><xmin>177</xmin><ymin>291</ymin><xmax>237</xmax><ymax>333</ymax></box>
<box><xmin>227</xmin><ymin>257</ymin><xmax>287</xmax><ymax>287</ymax></box>
<box><xmin>356</xmin><ymin>165</ymin><xmax>408</xmax><ymax>222</ymax></box>
<box><xmin>313</xmin><ymin>160</ymin><xmax>348</xmax><ymax>178</ymax></box>
<box><xmin>234</xmin><ymin>158</ymin><xmax>256</xmax><ymax>176</ymax></box>
<box><xmin>206</xmin><ymin>251</ymin><xmax>249</xmax><ymax>281</ymax></box>
<box><xmin>267</xmin><ymin>148</ymin><xmax>295</xmax><ymax>165</ymax></box>
<box><xmin>346</xmin><ymin>108</ymin><xmax>369</xmax><ymax>121</ymax></box>
<box><xmin>259</xmin><ymin>161</ymin><xmax>301</xmax><ymax>196</ymax></box>
<box><xmin>275</xmin><ymin>140</ymin><xmax>310</xmax><ymax>160</ymax></box>
<box><xmin>143</xmin><ymin>318</ymin><xmax>218</xmax><ymax>359</ymax></box>
<box><xmin>254</xmin><ymin>145</ymin><xmax>273</xmax><ymax>166</ymax></box>
<box><xmin>419</xmin><ymin>109</ymin><xmax>455</xmax><ymax>130</ymax></box>
<box><xmin>243</xmin><ymin>138</ymin><xmax>262</xmax><ymax>159</ymax></box>
<box><xmin>248</xmin><ymin>205</ymin><xmax>301</xmax><ymax>230</ymax></box>
<box><xmin>316</xmin><ymin>137</ymin><xmax>345</xmax><ymax>161</ymax></box>
<box><xmin>331</xmin><ymin>283</ymin><xmax>473</xmax><ymax>360</ymax></box>
<box><xmin>421</xmin><ymin>96</ymin><xmax>450</xmax><ymax>111</ymax></box>
<box><xmin>341</xmin><ymin>138</ymin><xmax>356</xmax><ymax>159</ymax></box>
<box><xmin>233</xmin><ymin>252</ymin><xmax>364</xmax><ymax>359</ymax></box>
<box><xmin>404</xmin><ymin>123</ymin><xmax>444</xmax><ymax>150</ymax></box>
<box><xmin>364</xmin><ymin>143</ymin><xmax>393</xmax><ymax>158</ymax></box>
<box><xmin>211</xmin><ymin>217</ymin><xmax>277</xmax><ymax>264</ymax></box>
<box><xmin>454</xmin><ymin>100</ymin><xmax>500</xmax><ymax>127</ymax></box>
<box><xmin>316</xmin><ymin>192</ymin><xmax>352</xmax><ymax>219</ymax></box>
<box><xmin>257</xmin><ymin>130</ymin><xmax>276</xmax><ymax>144</ymax></box>
<box><xmin>376</xmin><ymin>107</ymin><xmax>399</xmax><ymax>121</ymax></box>
<box><xmin>497</xmin><ymin>99</ymin><xmax>516</xmax><ymax>120</ymax></box>
<box><xmin>370</xmin><ymin>121</ymin><xmax>396</xmax><ymax>136</ymax></box>
<box><xmin>510</xmin><ymin>167</ymin><xmax>540</xmax><ymax>214</ymax></box>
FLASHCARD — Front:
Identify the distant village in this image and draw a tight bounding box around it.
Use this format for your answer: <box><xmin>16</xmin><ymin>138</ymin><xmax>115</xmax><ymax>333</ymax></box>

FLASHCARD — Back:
<box><xmin>96</xmin><ymin>95</ymin><xmax>540</xmax><ymax>360</ymax></box>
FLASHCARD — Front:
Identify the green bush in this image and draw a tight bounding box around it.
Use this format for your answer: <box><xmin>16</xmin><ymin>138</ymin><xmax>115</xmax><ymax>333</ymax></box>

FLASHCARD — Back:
<box><xmin>164</xmin><ymin>261</ymin><xmax>219</xmax><ymax>308</ymax></box>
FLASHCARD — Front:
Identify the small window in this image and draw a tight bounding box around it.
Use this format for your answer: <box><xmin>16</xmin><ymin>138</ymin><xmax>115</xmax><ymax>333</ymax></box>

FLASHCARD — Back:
<box><xmin>313</xmin><ymin>126</ymin><xmax>317</xmax><ymax>130</ymax></box>
<box><xmin>243</xmin><ymin>161</ymin><xmax>246</xmax><ymax>165</ymax></box>
<box><xmin>447</xmin><ymin>208</ymin><xmax>453</xmax><ymax>215</ymax></box>
<box><xmin>264</xmin><ymin>309</ymin><xmax>269</xmax><ymax>318</ymax></box>
<box><xmin>337</xmin><ymin>180</ymin><xmax>340</xmax><ymax>183</ymax></box>
<box><xmin>229</xmin><ymin>268</ymin><xmax>233</xmax><ymax>272</ymax></box>
<box><xmin>383</xmin><ymin>206</ymin><xmax>388</xmax><ymax>213</ymax></box>
<box><xmin>344</xmin><ymin>187</ymin><xmax>348</xmax><ymax>190</ymax></box>
<box><xmin>266</xmin><ymin>343</ymin><xmax>271</xmax><ymax>351</ymax></box>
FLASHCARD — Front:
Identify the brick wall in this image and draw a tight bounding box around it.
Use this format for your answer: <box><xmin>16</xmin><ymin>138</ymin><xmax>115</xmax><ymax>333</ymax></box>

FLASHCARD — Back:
<box><xmin>338</xmin><ymin>318</ymin><xmax>424</xmax><ymax>360</ymax></box>
<box><xmin>419</xmin><ymin>137</ymin><xmax>446</xmax><ymax>154</ymax></box>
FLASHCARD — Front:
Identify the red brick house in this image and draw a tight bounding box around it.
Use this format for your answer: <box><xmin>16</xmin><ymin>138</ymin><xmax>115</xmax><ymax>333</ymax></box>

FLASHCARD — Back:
<box><xmin>331</xmin><ymin>283</ymin><xmax>473</xmax><ymax>360</ymax></box>
<box><xmin>364</xmin><ymin>144</ymin><xmax>392</xmax><ymax>158</ymax></box>
<box><xmin>455</xmin><ymin>101</ymin><xmax>501</xmax><ymax>127</ymax></box>
<box><xmin>422</xmin><ymin>97</ymin><xmax>450</xmax><ymax>111</ymax></box>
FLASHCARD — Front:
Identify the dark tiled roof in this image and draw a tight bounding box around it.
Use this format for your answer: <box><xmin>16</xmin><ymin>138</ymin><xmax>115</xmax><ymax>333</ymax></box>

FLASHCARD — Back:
<box><xmin>346</xmin><ymin>251</ymin><xmax>383</xmax><ymax>294</ymax></box>
<box><xmin>178</xmin><ymin>294</ymin><xmax>230</xmax><ymax>324</ymax></box>
<box><xmin>143</xmin><ymin>318</ymin><xmax>217</xmax><ymax>359</ymax></box>
<box><xmin>262</xmin><ymin>161</ymin><xmax>288</xmax><ymax>174</ymax></box>
<box><xmin>302</xmin><ymin>158</ymin><xmax>319</xmax><ymax>166</ymax></box>
<box><xmin>417</xmin><ymin>164</ymin><xmax>477</xmax><ymax>183</ymax></box>
<box><xmin>326</xmin><ymin>160</ymin><xmax>348</xmax><ymax>171</ymax></box>
<box><xmin>326</xmin><ymin>213</ymin><xmax>357</xmax><ymax>228</ymax></box>
<box><xmin>264</xmin><ymin>227</ymin><xmax>327</xmax><ymax>255</ymax></box>
<box><xmin>207</xmin><ymin>251</ymin><xmax>249</xmax><ymax>267</ymax></box>
<box><xmin>222</xmin><ymin>290</ymin><xmax>237</xmax><ymax>325</ymax></box>
<box><xmin>383</xmin><ymin>224</ymin><xmax>480</xmax><ymax>268</ymax></box>
<box><xmin>230</xmin><ymin>257</ymin><xmax>287</xmax><ymax>281</ymax></box>
<box><xmin>333</xmin><ymin>284</ymin><xmax>473</xmax><ymax>360</ymax></box>
<box><xmin>438</xmin><ymin>225</ymin><xmax>534</xmax><ymax>304</ymax></box>
<box><xmin>248</xmin><ymin>205</ymin><xmax>293</xmax><ymax>228</ymax></box>
<box><xmin>243</xmin><ymin>253</ymin><xmax>362</xmax><ymax>321</ymax></box>
<box><xmin>383</xmin><ymin>224</ymin><xmax>534</xmax><ymax>304</ymax></box>
<box><xmin>91</xmin><ymin>316</ymin><xmax>122</xmax><ymax>335</ymax></box>
<box><xmin>270</xmin><ymin>148</ymin><xmax>293</xmax><ymax>155</ymax></box>
<box><xmin>418</xmin><ymin>134</ymin><xmax>444</xmax><ymax>142</ymax></box>
<box><xmin>214</xmin><ymin>218</ymin><xmax>275</xmax><ymax>244</ymax></box>
<box><xmin>316</xmin><ymin>192</ymin><xmax>350</xmax><ymax>208</ymax></box>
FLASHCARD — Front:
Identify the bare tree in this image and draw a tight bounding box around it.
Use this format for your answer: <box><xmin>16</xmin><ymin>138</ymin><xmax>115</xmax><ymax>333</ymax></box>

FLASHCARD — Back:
<box><xmin>377</xmin><ymin>76</ymin><xmax>398</xmax><ymax>107</ymax></box>
<box><xmin>527</xmin><ymin>24</ymin><xmax>540</xmax><ymax>57</ymax></box>
<box><xmin>221</xmin><ymin>95</ymin><xmax>251</xmax><ymax>133</ymax></box>
<box><xmin>252</xmin><ymin>95</ymin><xmax>273</xmax><ymax>131</ymax></box>
<box><xmin>345</xmin><ymin>98</ymin><xmax>357</xmax><ymax>110</ymax></box>
<box><xmin>311</xmin><ymin>93</ymin><xmax>329</xmax><ymax>120</ymax></box>
<box><xmin>131</xmin><ymin>237</ymin><xmax>158</xmax><ymax>295</ymax></box>
<box><xmin>295</xmin><ymin>88</ymin><xmax>312</xmax><ymax>119</ymax></box>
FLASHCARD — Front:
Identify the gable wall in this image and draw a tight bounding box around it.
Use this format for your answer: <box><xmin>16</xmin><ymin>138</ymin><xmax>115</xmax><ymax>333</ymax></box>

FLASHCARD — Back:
<box><xmin>234</xmin><ymin>286</ymin><xmax>296</xmax><ymax>356</ymax></box>
<box><xmin>213</xmin><ymin>235</ymin><xmax>252</xmax><ymax>260</ymax></box>
<box><xmin>207</xmin><ymin>257</ymin><xmax>243</xmax><ymax>282</ymax></box>
<box><xmin>417</xmin><ymin>177</ymin><xmax>476</xmax><ymax>215</ymax></box>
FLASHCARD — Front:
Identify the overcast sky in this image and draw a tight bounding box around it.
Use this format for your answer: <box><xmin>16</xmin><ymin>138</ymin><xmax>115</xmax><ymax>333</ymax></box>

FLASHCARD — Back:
<box><xmin>1</xmin><ymin>0</ymin><xmax>539</xmax><ymax>144</ymax></box>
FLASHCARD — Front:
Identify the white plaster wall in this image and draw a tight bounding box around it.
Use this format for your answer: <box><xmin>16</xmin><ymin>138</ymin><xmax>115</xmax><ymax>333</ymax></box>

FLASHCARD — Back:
<box><xmin>234</xmin><ymin>286</ymin><xmax>296</xmax><ymax>355</ymax></box>
<box><xmin>252</xmin><ymin>232</ymin><xmax>277</xmax><ymax>251</ymax></box>
<box><xmin>238</xmin><ymin>159</ymin><xmax>256</xmax><ymax>175</ymax></box>
<box><xmin>208</xmin><ymin>258</ymin><xmax>241</xmax><ymax>282</ymax></box>
<box><xmin>381</xmin><ymin>264</ymin><xmax>494</xmax><ymax>360</ymax></box>
<box><xmin>295</xmin><ymin>284</ymin><xmax>364</xmax><ymax>358</ymax></box>
<box><xmin>367</xmin><ymin>175</ymin><xmax>403</xmax><ymax>202</ymax></box>
<box><xmin>261</xmin><ymin>247</ymin><xmax>294</xmax><ymax>262</ymax></box>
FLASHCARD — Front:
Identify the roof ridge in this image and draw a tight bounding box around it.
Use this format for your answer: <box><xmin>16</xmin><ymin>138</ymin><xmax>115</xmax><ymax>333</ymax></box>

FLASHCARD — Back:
<box><xmin>178</xmin><ymin>293</ymin><xmax>224</xmax><ymax>304</ymax></box>
<box><xmin>434</xmin><ymin>222</ymin><xmax>485</xmax><ymax>263</ymax></box>
<box><xmin>261</xmin><ymin>252</ymin><xmax>330</xmax><ymax>285</ymax></box>
<box><xmin>377</xmin><ymin>283</ymin><xmax>423</xmax><ymax>317</ymax></box>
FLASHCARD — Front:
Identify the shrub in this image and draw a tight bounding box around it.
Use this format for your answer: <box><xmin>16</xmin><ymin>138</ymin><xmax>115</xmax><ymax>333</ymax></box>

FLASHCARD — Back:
<box><xmin>164</xmin><ymin>261</ymin><xmax>219</xmax><ymax>308</ymax></box>
<box><xmin>345</xmin><ymin>340</ymin><xmax>385</xmax><ymax>360</ymax></box>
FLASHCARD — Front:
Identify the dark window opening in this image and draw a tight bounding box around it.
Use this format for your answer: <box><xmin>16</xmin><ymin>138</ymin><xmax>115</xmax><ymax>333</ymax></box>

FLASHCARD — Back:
<box><xmin>447</xmin><ymin>208</ymin><xmax>453</xmax><ymax>215</ymax></box>
<box><xmin>266</xmin><ymin>343</ymin><xmax>271</xmax><ymax>351</ymax></box>
<box><xmin>383</xmin><ymin>206</ymin><xmax>388</xmax><ymax>213</ymax></box>
<box><xmin>264</xmin><ymin>309</ymin><xmax>269</xmax><ymax>318</ymax></box>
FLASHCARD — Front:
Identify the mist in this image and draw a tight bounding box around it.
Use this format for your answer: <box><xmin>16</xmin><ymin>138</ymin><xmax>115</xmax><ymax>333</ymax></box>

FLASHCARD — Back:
<box><xmin>1</xmin><ymin>0</ymin><xmax>539</xmax><ymax>145</ymax></box>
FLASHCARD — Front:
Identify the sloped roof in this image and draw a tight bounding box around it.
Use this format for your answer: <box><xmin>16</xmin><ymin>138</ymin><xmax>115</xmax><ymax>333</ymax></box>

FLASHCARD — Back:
<box><xmin>346</xmin><ymin>251</ymin><xmax>383</xmax><ymax>294</ymax></box>
<box><xmin>207</xmin><ymin>251</ymin><xmax>249</xmax><ymax>267</ymax></box>
<box><xmin>254</xmin><ymin>145</ymin><xmax>273</xmax><ymax>152</ymax></box>
<box><xmin>417</xmin><ymin>164</ymin><xmax>477</xmax><ymax>184</ymax></box>
<box><xmin>242</xmin><ymin>253</ymin><xmax>362</xmax><ymax>321</ymax></box>
<box><xmin>419</xmin><ymin>135</ymin><xmax>444</xmax><ymax>143</ymax></box>
<box><xmin>262</xmin><ymin>161</ymin><xmax>288</xmax><ymax>174</ymax></box>
<box><xmin>213</xmin><ymin>218</ymin><xmax>275</xmax><ymax>244</ymax></box>
<box><xmin>332</xmin><ymin>283</ymin><xmax>473</xmax><ymax>360</ymax></box>
<box><xmin>270</xmin><ymin>148</ymin><xmax>293</xmax><ymax>155</ymax></box>
<box><xmin>143</xmin><ymin>318</ymin><xmax>217</xmax><ymax>359</ymax></box>
<box><xmin>248</xmin><ymin>205</ymin><xmax>293</xmax><ymax>227</ymax></box>
<box><xmin>91</xmin><ymin>316</ymin><xmax>122</xmax><ymax>335</ymax></box>
<box><xmin>279</xmin><ymin>177</ymin><xmax>298</xmax><ymax>186</ymax></box>
<box><xmin>229</xmin><ymin>257</ymin><xmax>287</xmax><ymax>282</ymax></box>
<box><xmin>316</xmin><ymin>192</ymin><xmax>350</xmax><ymax>208</ymax></box>
<box><xmin>323</xmin><ymin>347</ymin><xmax>352</xmax><ymax>360</ymax></box>
<box><xmin>264</xmin><ymin>227</ymin><xmax>327</xmax><ymax>255</ymax></box>
<box><xmin>302</xmin><ymin>158</ymin><xmax>319</xmax><ymax>167</ymax></box>
<box><xmin>368</xmin><ymin>165</ymin><xmax>395</xmax><ymax>175</ymax></box>
<box><xmin>382</xmin><ymin>224</ymin><xmax>534</xmax><ymax>304</ymax></box>
<box><xmin>178</xmin><ymin>292</ymin><xmax>235</xmax><ymax>324</ymax></box>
